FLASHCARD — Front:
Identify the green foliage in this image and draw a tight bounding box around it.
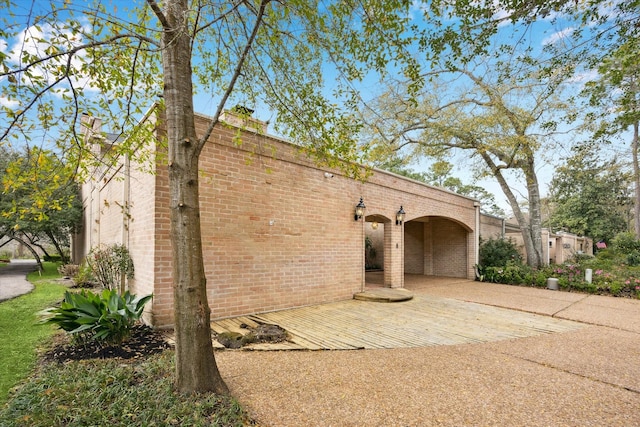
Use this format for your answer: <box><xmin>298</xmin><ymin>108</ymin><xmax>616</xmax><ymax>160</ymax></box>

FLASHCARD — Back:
<box><xmin>86</xmin><ymin>244</ymin><xmax>134</xmax><ymax>291</ymax></box>
<box><xmin>39</xmin><ymin>289</ymin><xmax>152</xmax><ymax>346</ymax></box>
<box><xmin>73</xmin><ymin>262</ymin><xmax>96</xmax><ymax>287</ymax></box>
<box><xmin>364</xmin><ymin>235</ymin><xmax>379</xmax><ymax>270</ymax></box>
<box><xmin>0</xmin><ymin>146</ymin><xmax>82</xmax><ymax>264</ymax></box>
<box><xmin>611</xmin><ymin>232</ymin><xmax>640</xmax><ymax>253</ymax></box>
<box><xmin>627</xmin><ymin>251</ymin><xmax>640</xmax><ymax>267</ymax></box>
<box><xmin>479</xmin><ymin>237</ymin><xmax>522</xmax><ymax>268</ymax></box>
<box><xmin>57</xmin><ymin>263</ymin><xmax>79</xmax><ymax>278</ymax></box>
<box><xmin>0</xmin><ymin>352</ymin><xmax>251</xmax><ymax>427</ymax></box>
<box><xmin>547</xmin><ymin>146</ymin><xmax>631</xmax><ymax>242</ymax></box>
<box><xmin>479</xmin><ymin>245</ymin><xmax>640</xmax><ymax>298</ymax></box>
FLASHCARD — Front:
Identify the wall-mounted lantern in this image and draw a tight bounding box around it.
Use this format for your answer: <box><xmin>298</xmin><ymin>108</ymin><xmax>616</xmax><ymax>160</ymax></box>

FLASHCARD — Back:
<box><xmin>354</xmin><ymin>197</ymin><xmax>366</xmax><ymax>221</ymax></box>
<box><xmin>396</xmin><ymin>206</ymin><xmax>406</xmax><ymax>225</ymax></box>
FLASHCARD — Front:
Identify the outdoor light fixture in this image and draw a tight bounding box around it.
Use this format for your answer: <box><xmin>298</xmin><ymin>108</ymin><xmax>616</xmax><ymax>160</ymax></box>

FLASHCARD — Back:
<box><xmin>371</xmin><ymin>221</ymin><xmax>379</xmax><ymax>230</ymax></box>
<box><xmin>396</xmin><ymin>206</ymin><xmax>406</xmax><ymax>225</ymax></box>
<box><xmin>354</xmin><ymin>197</ymin><xmax>366</xmax><ymax>221</ymax></box>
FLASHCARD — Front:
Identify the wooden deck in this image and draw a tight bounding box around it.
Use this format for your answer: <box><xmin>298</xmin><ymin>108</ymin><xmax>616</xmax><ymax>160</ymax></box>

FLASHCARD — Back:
<box><xmin>210</xmin><ymin>292</ymin><xmax>583</xmax><ymax>351</ymax></box>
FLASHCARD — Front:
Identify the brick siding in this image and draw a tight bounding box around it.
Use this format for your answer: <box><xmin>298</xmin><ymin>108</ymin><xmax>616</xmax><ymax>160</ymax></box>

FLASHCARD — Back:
<box><xmin>77</xmin><ymin>110</ymin><xmax>479</xmax><ymax>328</ymax></box>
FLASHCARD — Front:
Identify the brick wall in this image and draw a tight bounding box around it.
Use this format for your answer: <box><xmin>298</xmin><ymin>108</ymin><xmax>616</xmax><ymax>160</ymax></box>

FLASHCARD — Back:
<box><xmin>404</xmin><ymin>222</ymin><xmax>424</xmax><ymax>274</ymax></box>
<box><xmin>78</xmin><ymin>110</ymin><xmax>480</xmax><ymax>329</ymax></box>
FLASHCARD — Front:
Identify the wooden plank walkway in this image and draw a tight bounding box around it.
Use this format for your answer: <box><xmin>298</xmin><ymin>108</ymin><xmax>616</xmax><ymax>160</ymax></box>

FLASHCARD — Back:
<box><xmin>210</xmin><ymin>293</ymin><xmax>583</xmax><ymax>351</ymax></box>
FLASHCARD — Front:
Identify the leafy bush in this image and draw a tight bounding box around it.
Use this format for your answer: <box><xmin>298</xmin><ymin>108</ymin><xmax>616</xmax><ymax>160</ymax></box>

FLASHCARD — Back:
<box><xmin>86</xmin><ymin>244</ymin><xmax>134</xmax><ymax>291</ymax></box>
<box><xmin>72</xmin><ymin>262</ymin><xmax>95</xmax><ymax>287</ymax></box>
<box><xmin>627</xmin><ymin>251</ymin><xmax>640</xmax><ymax>266</ymax></box>
<box><xmin>477</xmin><ymin>263</ymin><xmax>539</xmax><ymax>286</ymax></box>
<box><xmin>479</xmin><ymin>237</ymin><xmax>522</xmax><ymax>268</ymax></box>
<box><xmin>40</xmin><ymin>289</ymin><xmax>152</xmax><ymax>346</ymax></box>
<box><xmin>478</xmin><ymin>240</ymin><xmax>640</xmax><ymax>299</ymax></box>
<box><xmin>611</xmin><ymin>232</ymin><xmax>640</xmax><ymax>253</ymax></box>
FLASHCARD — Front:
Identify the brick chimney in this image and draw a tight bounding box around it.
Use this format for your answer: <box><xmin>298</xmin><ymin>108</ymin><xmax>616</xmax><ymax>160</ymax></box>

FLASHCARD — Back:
<box><xmin>219</xmin><ymin>105</ymin><xmax>268</xmax><ymax>134</ymax></box>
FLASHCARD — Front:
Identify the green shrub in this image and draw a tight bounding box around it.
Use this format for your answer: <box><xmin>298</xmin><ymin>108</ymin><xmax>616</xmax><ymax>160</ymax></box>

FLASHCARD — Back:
<box><xmin>479</xmin><ymin>237</ymin><xmax>522</xmax><ymax>267</ymax></box>
<box><xmin>86</xmin><ymin>244</ymin><xmax>134</xmax><ymax>291</ymax></box>
<box><xmin>39</xmin><ymin>289</ymin><xmax>152</xmax><ymax>346</ymax></box>
<box><xmin>569</xmin><ymin>252</ymin><xmax>594</xmax><ymax>263</ymax></box>
<box><xmin>72</xmin><ymin>262</ymin><xmax>95</xmax><ymax>287</ymax></box>
<box><xmin>627</xmin><ymin>251</ymin><xmax>640</xmax><ymax>266</ymax></box>
<box><xmin>612</xmin><ymin>232</ymin><xmax>640</xmax><ymax>253</ymax></box>
<box><xmin>476</xmin><ymin>263</ymin><xmax>534</xmax><ymax>285</ymax></box>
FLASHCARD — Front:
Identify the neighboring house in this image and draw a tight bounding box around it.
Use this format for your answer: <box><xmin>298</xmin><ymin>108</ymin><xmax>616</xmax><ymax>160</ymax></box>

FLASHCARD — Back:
<box><xmin>542</xmin><ymin>229</ymin><xmax>593</xmax><ymax>264</ymax></box>
<box><xmin>479</xmin><ymin>214</ymin><xmax>593</xmax><ymax>265</ymax></box>
<box><xmin>72</xmin><ymin>107</ymin><xmax>481</xmax><ymax>329</ymax></box>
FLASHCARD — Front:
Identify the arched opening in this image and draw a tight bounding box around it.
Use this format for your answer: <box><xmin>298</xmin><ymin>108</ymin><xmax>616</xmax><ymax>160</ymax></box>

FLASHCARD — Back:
<box><xmin>405</xmin><ymin>216</ymin><xmax>472</xmax><ymax>278</ymax></box>
<box><xmin>364</xmin><ymin>214</ymin><xmax>390</xmax><ymax>287</ymax></box>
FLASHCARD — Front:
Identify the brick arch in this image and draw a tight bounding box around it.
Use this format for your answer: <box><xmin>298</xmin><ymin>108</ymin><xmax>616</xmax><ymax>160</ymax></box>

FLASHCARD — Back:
<box><xmin>404</xmin><ymin>215</ymin><xmax>471</xmax><ymax>278</ymax></box>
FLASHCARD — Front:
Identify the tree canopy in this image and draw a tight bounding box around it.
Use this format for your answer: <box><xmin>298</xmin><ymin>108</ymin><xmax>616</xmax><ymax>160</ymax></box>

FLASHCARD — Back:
<box><xmin>547</xmin><ymin>145</ymin><xmax>631</xmax><ymax>243</ymax></box>
<box><xmin>0</xmin><ymin>146</ymin><xmax>81</xmax><ymax>264</ymax></box>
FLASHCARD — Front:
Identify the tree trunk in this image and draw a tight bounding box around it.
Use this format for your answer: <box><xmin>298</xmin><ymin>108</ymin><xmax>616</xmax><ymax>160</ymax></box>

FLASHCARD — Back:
<box><xmin>161</xmin><ymin>0</ymin><xmax>228</xmax><ymax>395</ymax></box>
<box><xmin>480</xmin><ymin>152</ymin><xmax>544</xmax><ymax>268</ymax></box>
<box><xmin>632</xmin><ymin>121</ymin><xmax>640</xmax><ymax>239</ymax></box>
<box><xmin>523</xmin><ymin>164</ymin><xmax>544</xmax><ymax>268</ymax></box>
<box><xmin>45</xmin><ymin>230</ymin><xmax>70</xmax><ymax>264</ymax></box>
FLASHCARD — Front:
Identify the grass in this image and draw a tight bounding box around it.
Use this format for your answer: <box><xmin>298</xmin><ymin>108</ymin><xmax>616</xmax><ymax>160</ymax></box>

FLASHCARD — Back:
<box><xmin>0</xmin><ymin>351</ymin><xmax>250</xmax><ymax>427</ymax></box>
<box><xmin>0</xmin><ymin>261</ymin><xmax>251</xmax><ymax>426</ymax></box>
<box><xmin>0</xmin><ymin>262</ymin><xmax>67</xmax><ymax>403</ymax></box>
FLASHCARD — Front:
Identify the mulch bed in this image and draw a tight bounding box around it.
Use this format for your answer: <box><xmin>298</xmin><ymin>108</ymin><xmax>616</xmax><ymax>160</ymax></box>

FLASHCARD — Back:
<box><xmin>41</xmin><ymin>325</ymin><xmax>172</xmax><ymax>364</ymax></box>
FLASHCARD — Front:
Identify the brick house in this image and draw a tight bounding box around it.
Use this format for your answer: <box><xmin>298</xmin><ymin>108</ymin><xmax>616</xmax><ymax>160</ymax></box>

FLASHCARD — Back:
<box><xmin>73</xmin><ymin>108</ymin><xmax>481</xmax><ymax>329</ymax></box>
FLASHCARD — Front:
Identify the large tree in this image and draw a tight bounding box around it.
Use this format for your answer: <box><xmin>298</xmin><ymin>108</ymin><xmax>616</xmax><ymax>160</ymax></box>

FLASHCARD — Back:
<box><xmin>360</xmin><ymin>63</ymin><xmax>573</xmax><ymax>267</ymax></box>
<box><xmin>358</xmin><ymin>0</ymin><xmax>639</xmax><ymax>267</ymax></box>
<box><xmin>0</xmin><ymin>146</ymin><xmax>82</xmax><ymax>264</ymax></box>
<box><xmin>547</xmin><ymin>145</ymin><xmax>631</xmax><ymax>242</ymax></box>
<box><xmin>583</xmin><ymin>37</ymin><xmax>640</xmax><ymax>238</ymax></box>
<box><xmin>0</xmin><ymin>0</ymin><xmax>421</xmax><ymax>394</ymax></box>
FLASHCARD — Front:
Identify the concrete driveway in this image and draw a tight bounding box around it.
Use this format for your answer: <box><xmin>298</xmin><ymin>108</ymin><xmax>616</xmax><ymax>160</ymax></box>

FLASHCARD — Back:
<box><xmin>0</xmin><ymin>260</ymin><xmax>38</xmax><ymax>302</ymax></box>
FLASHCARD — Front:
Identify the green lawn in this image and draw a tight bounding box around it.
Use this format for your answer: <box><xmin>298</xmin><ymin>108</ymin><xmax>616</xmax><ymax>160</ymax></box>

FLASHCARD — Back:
<box><xmin>0</xmin><ymin>262</ymin><xmax>250</xmax><ymax>426</ymax></box>
<box><xmin>0</xmin><ymin>262</ymin><xmax>67</xmax><ymax>404</ymax></box>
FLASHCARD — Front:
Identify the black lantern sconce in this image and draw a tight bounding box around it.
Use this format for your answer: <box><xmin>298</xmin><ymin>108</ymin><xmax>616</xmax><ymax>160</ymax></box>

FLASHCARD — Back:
<box><xmin>396</xmin><ymin>206</ymin><xmax>406</xmax><ymax>225</ymax></box>
<box><xmin>354</xmin><ymin>197</ymin><xmax>366</xmax><ymax>221</ymax></box>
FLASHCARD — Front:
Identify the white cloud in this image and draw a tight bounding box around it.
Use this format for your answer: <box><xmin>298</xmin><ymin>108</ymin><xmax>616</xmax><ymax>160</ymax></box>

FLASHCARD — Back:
<box><xmin>0</xmin><ymin>96</ymin><xmax>19</xmax><ymax>108</ymax></box>
<box><xmin>541</xmin><ymin>27</ymin><xmax>574</xmax><ymax>46</ymax></box>
<box><xmin>4</xmin><ymin>21</ymin><xmax>98</xmax><ymax>93</ymax></box>
<box><xmin>568</xmin><ymin>70</ymin><xmax>598</xmax><ymax>84</ymax></box>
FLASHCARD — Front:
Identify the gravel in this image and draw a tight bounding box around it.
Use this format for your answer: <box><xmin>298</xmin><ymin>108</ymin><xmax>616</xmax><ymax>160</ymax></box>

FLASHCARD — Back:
<box><xmin>216</xmin><ymin>330</ymin><xmax>640</xmax><ymax>427</ymax></box>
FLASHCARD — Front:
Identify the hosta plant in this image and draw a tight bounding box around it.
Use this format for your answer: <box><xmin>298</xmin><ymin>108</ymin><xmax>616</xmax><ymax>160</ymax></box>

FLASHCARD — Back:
<box><xmin>40</xmin><ymin>289</ymin><xmax>152</xmax><ymax>346</ymax></box>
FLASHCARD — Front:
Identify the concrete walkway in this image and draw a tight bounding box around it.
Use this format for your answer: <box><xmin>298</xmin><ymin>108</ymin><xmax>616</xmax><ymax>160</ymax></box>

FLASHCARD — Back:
<box><xmin>403</xmin><ymin>275</ymin><xmax>640</xmax><ymax>333</ymax></box>
<box><xmin>0</xmin><ymin>260</ymin><xmax>38</xmax><ymax>302</ymax></box>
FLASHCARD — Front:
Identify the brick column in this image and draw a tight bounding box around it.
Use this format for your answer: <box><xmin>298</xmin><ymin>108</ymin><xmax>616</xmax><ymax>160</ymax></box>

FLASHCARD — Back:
<box><xmin>385</xmin><ymin>220</ymin><xmax>404</xmax><ymax>288</ymax></box>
